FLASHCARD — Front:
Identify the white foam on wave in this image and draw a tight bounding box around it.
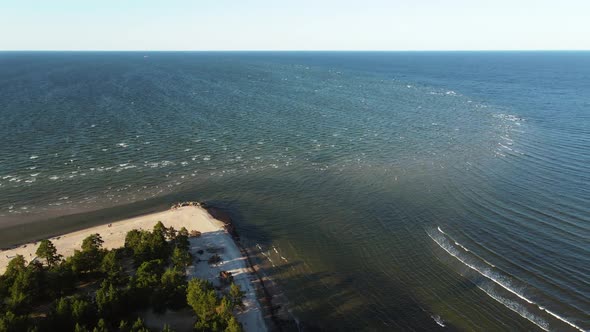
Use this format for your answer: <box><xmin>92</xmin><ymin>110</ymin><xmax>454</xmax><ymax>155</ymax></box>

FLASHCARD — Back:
<box><xmin>431</xmin><ymin>315</ymin><xmax>446</xmax><ymax>327</ymax></box>
<box><xmin>455</xmin><ymin>241</ymin><xmax>470</xmax><ymax>252</ymax></box>
<box><xmin>498</xmin><ymin>143</ymin><xmax>513</xmax><ymax>151</ymax></box>
<box><xmin>30</xmin><ymin>155</ymin><xmax>39</xmax><ymax>159</ymax></box>
<box><xmin>429</xmin><ymin>228</ymin><xmax>585</xmax><ymax>331</ymax></box>
<box><xmin>146</xmin><ymin>160</ymin><xmax>175</xmax><ymax>168</ymax></box>
<box><xmin>116</xmin><ymin>142</ymin><xmax>129</xmax><ymax>148</ymax></box>
<box><xmin>478</xmin><ymin>281</ymin><xmax>549</xmax><ymax>331</ymax></box>
<box><xmin>543</xmin><ymin>309</ymin><xmax>585</xmax><ymax>332</ymax></box>
<box><xmin>501</xmin><ymin>135</ymin><xmax>514</xmax><ymax>143</ymax></box>
<box><xmin>431</xmin><ymin>228</ymin><xmax>533</xmax><ymax>304</ymax></box>
<box><xmin>494</xmin><ymin>113</ymin><xmax>524</xmax><ymax>123</ymax></box>
<box><xmin>428</xmin><ymin>230</ymin><xmax>550</xmax><ymax>330</ymax></box>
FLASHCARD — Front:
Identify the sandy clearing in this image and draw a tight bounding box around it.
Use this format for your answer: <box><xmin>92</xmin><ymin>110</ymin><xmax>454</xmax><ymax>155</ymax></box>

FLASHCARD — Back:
<box><xmin>187</xmin><ymin>231</ymin><xmax>267</xmax><ymax>332</ymax></box>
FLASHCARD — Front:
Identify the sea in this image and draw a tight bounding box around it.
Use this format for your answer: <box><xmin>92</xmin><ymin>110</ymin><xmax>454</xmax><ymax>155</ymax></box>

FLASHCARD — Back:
<box><xmin>0</xmin><ymin>51</ymin><xmax>588</xmax><ymax>331</ymax></box>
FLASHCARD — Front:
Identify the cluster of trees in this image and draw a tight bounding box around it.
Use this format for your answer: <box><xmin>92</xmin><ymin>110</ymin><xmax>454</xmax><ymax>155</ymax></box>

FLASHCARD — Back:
<box><xmin>186</xmin><ymin>279</ymin><xmax>243</xmax><ymax>332</ymax></box>
<box><xmin>0</xmin><ymin>222</ymin><xmax>245</xmax><ymax>332</ymax></box>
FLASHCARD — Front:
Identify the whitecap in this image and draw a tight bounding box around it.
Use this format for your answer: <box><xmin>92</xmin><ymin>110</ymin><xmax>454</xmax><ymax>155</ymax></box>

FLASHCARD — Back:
<box><xmin>431</xmin><ymin>315</ymin><xmax>445</xmax><ymax>327</ymax></box>
<box><xmin>428</xmin><ymin>231</ymin><xmax>551</xmax><ymax>330</ymax></box>
<box><xmin>430</xmin><ymin>230</ymin><xmax>533</xmax><ymax>304</ymax></box>
<box><xmin>30</xmin><ymin>155</ymin><xmax>39</xmax><ymax>159</ymax></box>
<box><xmin>543</xmin><ymin>309</ymin><xmax>585</xmax><ymax>332</ymax></box>
<box><xmin>455</xmin><ymin>241</ymin><xmax>470</xmax><ymax>252</ymax></box>
<box><xmin>116</xmin><ymin>143</ymin><xmax>129</xmax><ymax>148</ymax></box>
<box><xmin>498</xmin><ymin>143</ymin><xmax>513</xmax><ymax>151</ymax></box>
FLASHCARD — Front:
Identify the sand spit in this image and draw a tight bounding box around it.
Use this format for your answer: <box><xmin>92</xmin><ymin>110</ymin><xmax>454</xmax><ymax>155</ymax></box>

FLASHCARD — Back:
<box><xmin>0</xmin><ymin>205</ymin><xmax>267</xmax><ymax>332</ymax></box>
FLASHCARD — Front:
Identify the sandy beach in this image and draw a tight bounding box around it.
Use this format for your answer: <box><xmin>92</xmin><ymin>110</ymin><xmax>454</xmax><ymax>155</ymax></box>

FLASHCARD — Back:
<box><xmin>0</xmin><ymin>206</ymin><xmax>267</xmax><ymax>332</ymax></box>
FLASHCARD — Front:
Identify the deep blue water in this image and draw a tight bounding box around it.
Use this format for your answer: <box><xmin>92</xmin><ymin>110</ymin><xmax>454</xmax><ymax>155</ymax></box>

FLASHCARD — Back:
<box><xmin>0</xmin><ymin>52</ymin><xmax>588</xmax><ymax>330</ymax></box>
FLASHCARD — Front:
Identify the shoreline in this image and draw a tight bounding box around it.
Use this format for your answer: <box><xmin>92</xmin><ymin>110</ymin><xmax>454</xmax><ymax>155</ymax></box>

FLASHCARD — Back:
<box><xmin>0</xmin><ymin>203</ymin><xmax>277</xmax><ymax>332</ymax></box>
<box><xmin>0</xmin><ymin>198</ymin><xmax>174</xmax><ymax>249</ymax></box>
<box><xmin>204</xmin><ymin>204</ymin><xmax>298</xmax><ymax>332</ymax></box>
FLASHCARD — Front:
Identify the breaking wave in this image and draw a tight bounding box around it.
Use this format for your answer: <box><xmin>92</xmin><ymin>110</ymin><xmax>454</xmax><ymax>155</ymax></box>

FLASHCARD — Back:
<box><xmin>428</xmin><ymin>227</ymin><xmax>585</xmax><ymax>331</ymax></box>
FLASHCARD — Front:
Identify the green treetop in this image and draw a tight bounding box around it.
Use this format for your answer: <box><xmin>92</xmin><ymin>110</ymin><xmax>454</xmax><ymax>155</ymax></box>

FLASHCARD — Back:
<box><xmin>171</xmin><ymin>247</ymin><xmax>192</xmax><ymax>269</ymax></box>
<box><xmin>229</xmin><ymin>283</ymin><xmax>245</xmax><ymax>309</ymax></box>
<box><xmin>36</xmin><ymin>239</ymin><xmax>61</xmax><ymax>267</ymax></box>
<box><xmin>82</xmin><ymin>233</ymin><xmax>104</xmax><ymax>253</ymax></box>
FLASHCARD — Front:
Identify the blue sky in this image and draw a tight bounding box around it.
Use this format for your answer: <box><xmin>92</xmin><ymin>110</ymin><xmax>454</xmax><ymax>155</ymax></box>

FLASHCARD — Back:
<box><xmin>1</xmin><ymin>0</ymin><xmax>589</xmax><ymax>50</ymax></box>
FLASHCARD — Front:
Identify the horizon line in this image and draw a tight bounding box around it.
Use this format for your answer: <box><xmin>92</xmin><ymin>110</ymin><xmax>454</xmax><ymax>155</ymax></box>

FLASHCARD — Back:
<box><xmin>1</xmin><ymin>49</ymin><xmax>589</xmax><ymax>52</ymax></box>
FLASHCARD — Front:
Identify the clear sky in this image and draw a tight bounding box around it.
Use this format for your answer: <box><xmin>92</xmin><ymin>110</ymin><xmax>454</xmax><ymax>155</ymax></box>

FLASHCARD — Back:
<box><xmin>1</xmin><ymin>0</ymin><xmax>589</xmax><ymax>51</ymax></box>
